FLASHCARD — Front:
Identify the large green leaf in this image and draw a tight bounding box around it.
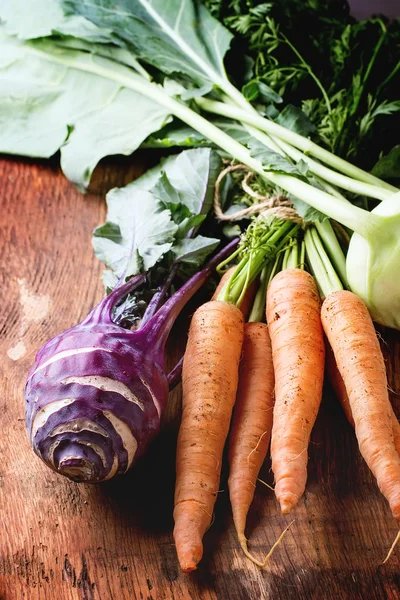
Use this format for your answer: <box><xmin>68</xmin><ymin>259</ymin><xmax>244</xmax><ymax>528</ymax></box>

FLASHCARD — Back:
<box><xmin>62</xmin><ymin>0</ymin><xmax>233</xmax><ymax>89</ymax></box>
<box><xmin>171</xmin><ymin>236</ymin><xmax>219</xmax><ymax>265</ymax></box>
<box><xmin>371</xmin><ymin>146</ymin><xmax>400</xmax><ymax>181</ymax></box>
<box><xmin>93</xmin><ymin>187</ymin><xmax>178</xmax><ymax>277</ymax></box>
<box><xmin>0</xmin><ymin>0</ymin><xmax>117</xmax><ymax>42</ymax></box>
<box><xmin>0</xmin><ymin>30</ymin><xmax>170</xmax><ymax>189</ymax></box>
<box><xmin>112</xmin><ymin>147</ymin><xmax>221</xmax><ymax>217</ymax></box>
<box><xmin>93</xmin><ymin>148</ymin><xmax>222</xmax><ymax>280</ymax></box>
<box><xmin>275</xmin><ymin>104</ymin><xmax>316</xmax><ymax>137</ymax></box>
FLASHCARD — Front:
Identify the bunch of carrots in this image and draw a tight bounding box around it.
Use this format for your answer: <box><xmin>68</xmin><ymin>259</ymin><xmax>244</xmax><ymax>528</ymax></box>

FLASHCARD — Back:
<box><xmin>171</xmin><ymin>214</ymin><xmax>400</xmax><ymax>573</ymax></box>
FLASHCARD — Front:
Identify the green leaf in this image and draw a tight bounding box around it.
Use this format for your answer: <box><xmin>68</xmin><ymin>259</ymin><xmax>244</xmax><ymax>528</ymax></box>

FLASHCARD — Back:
<box><xmin>0</xmin><ymin>31</ymin><xmax>171</xmax><ymax>189</ymax></box>
<box><xmin>0</xmin><ymin>0</ymin><xmax>66</xmax><ymax>39</ymax></box>
<box><xmin>242</xmin><ymin>79</ymin><xmax>282</xmax><ymax>104</ymax></box>
<box><xmin>144</xmin><ymin>118</ymin><xmax>251</xmax><ymax>149</ymax></box>
<box><xmin>93</xmin><ymin>148</ymin><xmax>223</xmax><ymax>281</ymax></box>
<box><xmin>275</xmin><ymin>104</ymin><xmax>316</xmax><ymax>137</ymax></box>
<box><xmin>151</xmin><ymin>173</ymin><xmax>207</xmax><ymax>237</ymax></box>
<box><xmin>62</xmin><ymin>0</ymin><xmax>233</xmax><ymax>90</ymax></box>
<box><xmin>0</xmin><ymin>0</ymin><xmax>119</xmax><ymax>42</ymax></box>
<box><xmin>171</xmin><ymin>236</ymin><xmax>220</xmax><ymax>265</ymax></box>
<box><xmin>150</xmin><ymin>148</ymin><xmax>221</xmax><ymax>216</ymax></box>
<box><xmin>248</xmin><ymin>139</ymin><xmax>310</xmax><ymax>181</ymax></box>
<box><xmin>93</xmin><ymin>186</ymin><xmax>178</xmax><ymax>278</ymax></box>
<box><xmin>371</xmin><ymin>146</ymin><xmax>400</xmax><ymax>181</ymax></box>
<box><xmin>93</xmin><ymin>221</ymin><xmax>122</xmax><ymax>243</ymax></box>
<box><xmin>288</xmin><ymin>196</ymin><xmax>327</xmax><ymax>223</ymax></box>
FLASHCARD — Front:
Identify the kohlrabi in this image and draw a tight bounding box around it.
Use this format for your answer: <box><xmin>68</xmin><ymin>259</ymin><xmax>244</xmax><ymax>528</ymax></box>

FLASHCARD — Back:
<box><xmin>346</xmin><ymin>192</ymin><xmax>400</xmax><ymax>330</ymax></box>
<box><xmin>25</xmin><ymin>241</ymin><xmax>236</xmax><ymax>483</ymax></box>
<box><xmin>24</xmin><ymin>148</ymin><xmax>234</xmax><ymax>482</ymax></box>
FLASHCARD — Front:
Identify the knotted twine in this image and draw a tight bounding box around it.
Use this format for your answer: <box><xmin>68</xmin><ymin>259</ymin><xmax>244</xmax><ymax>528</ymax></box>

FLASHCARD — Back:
<box><xmin>213</xmin><ymin>163</ymin><xmax>303</xmax><ymax>224</ymax></box>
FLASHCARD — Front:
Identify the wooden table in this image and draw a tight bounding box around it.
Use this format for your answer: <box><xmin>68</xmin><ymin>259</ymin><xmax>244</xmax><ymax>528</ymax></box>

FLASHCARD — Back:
<box><xmin>1</xmin><ymin>155</ymin><xmax>400</xmax><ymax>600</ymax></box>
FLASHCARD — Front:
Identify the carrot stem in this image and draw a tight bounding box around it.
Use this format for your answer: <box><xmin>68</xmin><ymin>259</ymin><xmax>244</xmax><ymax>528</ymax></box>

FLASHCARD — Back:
<box><xmin>248</xmin><ymin>264</ymin><xmax>270</xmax><ymax>323</ymax></box>
<box><xmin>305</xmin><ymin>227</ymin><xmax>343</xmax><ymax>299</ymax></box>
<box><xmin>218</xmin><ymin>219</ymin><xmax>299</xmax><ymax>306</ymax></box>
<box><xmin>314</xmin><ymin>220</ymin><xmax>348</xmax><ymax>287</ymax></box>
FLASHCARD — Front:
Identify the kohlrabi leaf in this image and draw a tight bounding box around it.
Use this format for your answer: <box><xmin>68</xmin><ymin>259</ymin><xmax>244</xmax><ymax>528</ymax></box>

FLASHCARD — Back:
<box><xmin>62</xmin><ymin>0</ymin><xmax>233</xmax><ymax>90</ymax></box>
<box><xmin>93</xmin><ymin>148</ymin><xmax>223</xmax><ymax>281</ymax></box>
<box><xmin>248</xmin><ymin>139</ymin><xmax>311</xmax><ymax>181</ymax></box>
<box><xmin>171</xmin><ymin>236</ymin><xmax>220</xmax><ymax>265</ymax></box>
<box><xmin>0</xmin><ymin>30</ymin><xmax>170</xmax><ymax>189</ymax></box>
<box><xmin>0</xmin><ymin>0</ymin><xmax>66</xmax><ymax>38</ymax></box>
<box><xmin>93</xmin><ymin>221</ymin><xmax>122</xmax><ymax>243</ymax></box>
<box><xmin>119</xmin><ymin>147</ymin><xmax>221</xmax><ymax>219</ymax></box>
<box><xmin>144</xmin><ymin>119</ymin><xmax>250</xmax><ymax>149</ymax></box>
<box><xmin>150</xmin><ymin>148</ymin><xmax>221</xmax><ymax>216</ymax></box>
<box><xmin>0</xmin><ymin>0</ymin><xmax>118</xmax><ymax>43</ymax></box>
<box><xmin>242</xmin><ymin>79</ymin><xmax>282</xmax><ymax>104</ymax></box>
<box><xmin>371</xmin><ymin>146</ymin><xmax>400</xmax><ymax>181</ymax></box>
<box><xmin>93</xmin><ymin>187</ymin><xmax>178</xmax><ymax>278</ymax></box>
<box><xmin>288</xmin><ymin>196</ymin><xmax>327</xmax><ymax>223</ymax></box>
<box><xmin>275</xmin><ymin>105</ymin><xmax>316</xmax><ymax>137</ymax></box>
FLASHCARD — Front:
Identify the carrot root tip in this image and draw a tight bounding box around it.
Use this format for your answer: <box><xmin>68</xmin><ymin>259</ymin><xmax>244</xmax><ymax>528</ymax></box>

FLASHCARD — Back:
<box><xmin>279</xmin><ymin>493</ymin><xmax>299</xmax><ymax>515</ymax></box>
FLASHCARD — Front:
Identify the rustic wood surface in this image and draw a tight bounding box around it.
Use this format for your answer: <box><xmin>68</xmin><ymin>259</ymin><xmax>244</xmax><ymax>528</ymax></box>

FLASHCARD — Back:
<box><xmin>1</xmin><ymin>154</ymin><xmax>400</xmax><ymax>600</ymax></box>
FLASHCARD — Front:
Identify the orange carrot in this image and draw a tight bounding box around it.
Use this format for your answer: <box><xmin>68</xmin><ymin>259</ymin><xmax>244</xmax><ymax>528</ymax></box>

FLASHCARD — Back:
<box><xmin>212</xmin><ymin>267</ymin><xmax>257</xmax><ymax>319</ymax></box>
<box><xmin>325</xmin><ymin>341</ymin><xmax>354</xmax><ymax>426</ymax></box>
<box><xmin>322</xmin><ymin>290</ymin><xmax>400</xmax><ymax>520</ymax></box>
<box><xmin>173</xmin><ymin>300</ymin><xmax>245</xmax><ymax>572</ymax></box>
<box><xmin>267</xmin><ymin>268</ymin><xmax>325</xmax><ymax>514</ymax></box>
<box><xmin>325</xmin><ymin>337</ymin><xmax>400</xmax><ymax>458</ymax></box>
<box><xmin>228</xmin><ymin>322</ymin><xmax>275</xmax><ymax>564</ymax></box>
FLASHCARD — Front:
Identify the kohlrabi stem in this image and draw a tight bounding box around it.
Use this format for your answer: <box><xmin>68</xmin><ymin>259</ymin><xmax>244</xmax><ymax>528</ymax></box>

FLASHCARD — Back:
<box><xmin>314</xmin><ymin>179</ymin><xmax>348</xmax><ymax>202</ymax></box>
<box><xmin>167</xmin><ymin>356</ymin><xmax>184</xmax><ymax>391</ymax></box>
<box><xmin>29</xmin><ymin>45</ymin><xmax>387</xmax><ymax>239</ymax></box>
<box><xmin>140</xmin><ymin>263</ymin><xmax>179</xmax><ymax>327</ymax></box>
<box><xmin>304</xmin><ymin>227</ymin><xmax>343</xmax><ymax>299</ymax></box>
<box><xmin>88</xmin><ymin>273</ymin><xmax>147</xmax><ymax>324</ymax></box>
<box><xmin>196</xmin><ymin>97</ymin><xmax>398</xmax><ymax>194</ymax></box>
<box><xmin>248</xmin><ymin>264</ymin><xmax>270</xmax><ymax>323</ymax></box>
<box><xmin>314</xmin><ymin>220</ymin><xmax>348</xmax><ymax>288</ymax></box>
<box><xmin>140</xmin><ymin>238</ymin><xmax>239</xmax><ymax>349</ymax></box>
<box><xmin>268</xmin><ymin>135</ymin><xmax>389</xmax><ymax>200</ymax></box>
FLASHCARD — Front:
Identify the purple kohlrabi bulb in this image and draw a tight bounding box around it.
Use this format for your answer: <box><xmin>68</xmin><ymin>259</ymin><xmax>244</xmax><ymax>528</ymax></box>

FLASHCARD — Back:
<box><xmin>24</xmin><ymin>240</ymin><xmax>238</xmax><ymax>483</ymax></box>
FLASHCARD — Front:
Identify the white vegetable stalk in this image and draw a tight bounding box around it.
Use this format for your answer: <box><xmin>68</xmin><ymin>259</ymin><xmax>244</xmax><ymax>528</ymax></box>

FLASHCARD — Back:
<box><xmin>27</xmin><ymin>42</ymin><xmax>400</xmax><ymax>329</ymax></box>
<box><xmin>195</xmin><ymin>97</ymin><xmax>398</xmax><ymax>199</ymax></box>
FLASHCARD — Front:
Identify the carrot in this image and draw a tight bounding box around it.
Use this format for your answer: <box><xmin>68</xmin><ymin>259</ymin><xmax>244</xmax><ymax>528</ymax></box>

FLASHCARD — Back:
<box><xmin>321</xmin><ymin>290</ymin><xmax>400</xmax><ymax>520</ymax></box>
<box><xmin>228</xmin><ymin>321</ymin><xmax>275</xmax><ymax>564</ymax></box>
<box><xmin>267</xmin><ymin>268</ymin><xmax>325</xmax><ymax>514</ymax></box>
<box><xmin>213</xmin><ymin>266</ymin><xmax>257</xmax><ymax>319</ymax></box>
<box><xmin>325</xmin><ymin>341</ymin><xmax>354</xmax><ymax>426</ymax></box>
<box><xmin>173</xmin><ymin>300</ymin><xmax>245</xmax><ymax>572</ymax></box>
<box><xmin>325</xmin><ymin>338</ymin><xmax>400</xmax><ymax>458</ymax></box>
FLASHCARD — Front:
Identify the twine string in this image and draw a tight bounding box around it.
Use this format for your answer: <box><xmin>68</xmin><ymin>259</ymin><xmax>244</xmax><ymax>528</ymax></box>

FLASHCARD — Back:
<box><xmin>213</xmin><ymin>163</ymin><xmax>302</xmax><ymax>223</ymax></box>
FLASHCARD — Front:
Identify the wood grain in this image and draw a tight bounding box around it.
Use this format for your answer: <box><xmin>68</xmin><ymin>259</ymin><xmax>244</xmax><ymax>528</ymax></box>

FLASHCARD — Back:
<box><xmin>1</xmin><ymin>155</ymin><xmax>400</xmax><ymax>600</ymax></box>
